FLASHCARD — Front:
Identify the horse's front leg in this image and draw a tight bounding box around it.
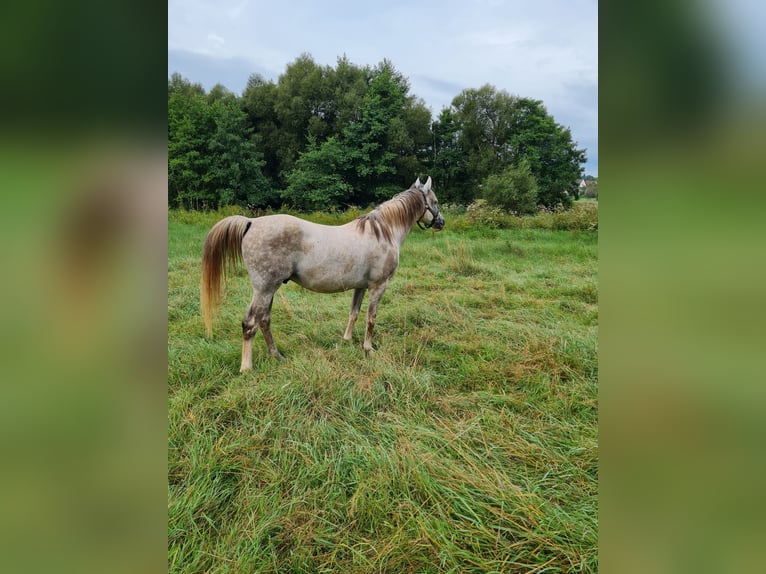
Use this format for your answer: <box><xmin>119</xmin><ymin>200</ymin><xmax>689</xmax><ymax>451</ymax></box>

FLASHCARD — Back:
<box><xmin>259</xmin><ymin>292</ymin><xmax>284</xmax><ymax>361</ymax></box>
<box><xmin>343</xmin><ymin>288</ymin><xmax>366</xmax><ymax>341</ymax></box>
<box><xmin>363</xmin><ymin>281</ymin><xmax>388</xmax><ymax>353</ymax></box>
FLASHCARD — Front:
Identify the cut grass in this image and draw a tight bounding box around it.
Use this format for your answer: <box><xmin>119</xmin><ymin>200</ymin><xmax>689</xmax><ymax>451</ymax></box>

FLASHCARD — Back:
<box><xmin>168</xmin><ymin>210</ymin><xmax>597</xmax><ymax>573</ymax></box>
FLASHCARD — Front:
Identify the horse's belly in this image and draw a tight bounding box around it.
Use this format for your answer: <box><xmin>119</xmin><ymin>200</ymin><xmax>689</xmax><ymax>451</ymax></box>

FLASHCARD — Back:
<box><xmin>291</xmin><ymin>267</ymin><xmax>367</xmax><ymax>293</ymax></box>
<box><xmin>291</xmin><ymin>276</ymin><xmax>366</xmax><ymax>293</ymax></box>
<box><xmin>290</xmin><ymin>236</ymin><xmax>396</xmax><ymax>293</ymax></box>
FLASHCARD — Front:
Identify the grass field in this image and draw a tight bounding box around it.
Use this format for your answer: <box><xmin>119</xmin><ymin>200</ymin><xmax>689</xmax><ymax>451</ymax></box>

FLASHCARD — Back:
<box><xmin>168</xmin><ymin>207</ymin><xmax>598</xmax><ymax>573</ymax></box>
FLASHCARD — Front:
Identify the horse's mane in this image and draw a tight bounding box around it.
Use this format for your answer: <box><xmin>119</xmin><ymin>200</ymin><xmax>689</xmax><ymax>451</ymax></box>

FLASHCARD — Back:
<box><xmin>355</xmin><ymin>187</ymin><xmax>425</xmax><ymax>243</ymax></box>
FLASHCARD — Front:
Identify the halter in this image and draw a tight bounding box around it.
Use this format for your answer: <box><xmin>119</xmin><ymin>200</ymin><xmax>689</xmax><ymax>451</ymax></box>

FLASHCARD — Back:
<box><xmin>415</xmin><ymin>187</ymin><xmax>441</xmax><ymax>229</ymax></box>
<box><xmin>417</xmin><ymin>203</ymin><xmax>440</xmax><ymax>229</ymax></box>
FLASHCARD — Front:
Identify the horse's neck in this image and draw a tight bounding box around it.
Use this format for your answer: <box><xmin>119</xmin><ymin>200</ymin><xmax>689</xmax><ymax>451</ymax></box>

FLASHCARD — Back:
<box><xmin>382</xmin><ymin>191</ymin><xmax>423</xmax><ymax>247</ymax></box>
<box><xmin>389</xmin><ymin>220</ymin><xmax>416</xmax><ymax>247</ymax></box>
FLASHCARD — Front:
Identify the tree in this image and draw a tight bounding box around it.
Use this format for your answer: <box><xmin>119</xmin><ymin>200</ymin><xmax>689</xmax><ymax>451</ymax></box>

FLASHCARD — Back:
<box><xmin>388</xmin><ymin>96</ymin><xmax>432</xmax><ymax>190</ymax></box>
<box><xmin>169</xmin><ymin>59</ymin><xmax>588</xmax><ymax>212</ymax></box>
<box><xmin>282</xmin><ymin>136</ymin><xmax>353</xmax><ymax>210</ymax></box>
<box><xmin>282</xmin><ymin>58</ymin><xmax>429</xmax><ymax>208</ymax></box>
<box><xmin>207</xmin><ymin>83</ymin><xmax>236</xmax><ymax>104</ymax></box>
<box><xmin>451</xmin><ymin>85</ymin><xmax>517</xmax><ymax>186</ymax></box>
<box><xmin>168</xmin><ymin>79</ymin><xmax>215</xmax><ymax>208</ymax></box>
<box><xmin>482</xmin><ymin>159</ymin><xmax>538</xmax><ymax>214</ymax></box>
<box><xmin>206</xmin><ymin>97</ymin><xmax>273</xmax><ymax>208</ymax></box>
<box><xmin>505</xmin><ymin>97</ymin><xmax>586</xmax><ymax>207</ymax></box>
<box><xmin>241</xmin><ymin>73</ymin><xmax>281</xmax><ymax>190</ymax></box>
<box><xmin>340</xmin><ymin>61</ymin><xmax>404</xmax><ymax>203</ymax></box>
<box><xmin>431</xmin><ymin>108</ymin><xmax>471</xmax><ymax>203</ymax></box>
<box><xmin>272</xmin><ymin>54</ymin><xmax>331</xmax><ymax>182</ymax></box>
<box><xmin>168</xmin><ymin>72</ymin><xmax>205</xmax><ymax>98</ymax></box>
<box><xmin>442</xmin><ymin>85</ymin><xmax>586</xmax><ymax>208</ymax></box>
<box><xmin>169</xmin><ymin>73</ymin><xmax>273</xmax><ymax>209</ymax></box>
<box><xmin>324</xmin><ymin>55</ymin><xmax>369</xmax><ymax>137</ymax></box>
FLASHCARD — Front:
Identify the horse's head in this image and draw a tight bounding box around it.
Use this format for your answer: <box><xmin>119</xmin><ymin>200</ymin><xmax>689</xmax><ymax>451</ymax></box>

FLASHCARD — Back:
<box><xmin>413</xmin><ymin>176</ymin><xmax>445</xmax><ymax>231</ymax></box>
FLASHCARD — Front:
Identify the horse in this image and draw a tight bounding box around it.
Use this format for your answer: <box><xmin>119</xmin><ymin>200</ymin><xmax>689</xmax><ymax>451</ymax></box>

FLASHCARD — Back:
<box><xmin>200</xmin><ymin>176</ymin><xmax>445</xmax><ymax>371</ymax></box>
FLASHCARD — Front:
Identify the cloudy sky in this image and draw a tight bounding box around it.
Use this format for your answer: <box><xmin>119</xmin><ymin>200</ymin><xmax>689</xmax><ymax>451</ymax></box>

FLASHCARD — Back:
<box><xmin>168</xmin><ymin>0</ymin><xmax>598</xmax><ymax>176</ymax></box>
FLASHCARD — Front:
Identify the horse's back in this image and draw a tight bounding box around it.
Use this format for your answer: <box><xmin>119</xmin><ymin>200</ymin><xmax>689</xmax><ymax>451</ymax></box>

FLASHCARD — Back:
<box><xmin>241</xmin><ymin>214</ymin><xmax>347</xmax><ymax>253</ymax></box>
<box><xmin>240</xmin><ymin>213</ymin><xmax>397</xmax><ymax>293</ymax></box>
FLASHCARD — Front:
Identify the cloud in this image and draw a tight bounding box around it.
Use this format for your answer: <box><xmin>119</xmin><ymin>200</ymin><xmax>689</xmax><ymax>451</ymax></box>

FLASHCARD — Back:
<box><xmin>168</xmin><ymin>1</ymin><xmax>598</xmax><ymax>173</ymax></box>
<box><xmin>206</xmin><ymin>33</ymin><xmax>225</xmax><ymax>50</ymax></box>
<box><xmin>168</xmin><ymin>49</ymin><xmax>269</xmax><ymax>95</ymax></box>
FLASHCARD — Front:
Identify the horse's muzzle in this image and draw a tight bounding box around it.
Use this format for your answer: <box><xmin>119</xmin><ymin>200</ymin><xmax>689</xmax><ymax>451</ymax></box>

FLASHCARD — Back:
<box><xmin>432</xmin><ymin>215</ymin><xmax>445</xmax><ymax>231</ymax></box>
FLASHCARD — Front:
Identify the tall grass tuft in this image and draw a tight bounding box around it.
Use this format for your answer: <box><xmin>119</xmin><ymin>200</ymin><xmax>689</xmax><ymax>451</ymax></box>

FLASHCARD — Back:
<box><xmin>444</xmin><ymin>240</ymin><xmax>486</xmax><ymax>277</ymax></box>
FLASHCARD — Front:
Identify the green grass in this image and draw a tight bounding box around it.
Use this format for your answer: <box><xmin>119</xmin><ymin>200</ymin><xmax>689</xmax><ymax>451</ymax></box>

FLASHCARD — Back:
<box><xmin>168</xmin><ymin>208</ymin><xmax>598</xmax><ymax>573</ymax></box>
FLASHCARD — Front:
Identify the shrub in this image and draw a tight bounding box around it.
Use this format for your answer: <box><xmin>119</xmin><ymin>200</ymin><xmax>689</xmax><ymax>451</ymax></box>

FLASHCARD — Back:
<box><xmin>482</xmin><ymin>160</ymin><xmax>539</xmax><ymax>215</ymax></box>
<box><xmin>461</xmin><ymin>199</ymin><xmax>597</xmax><ymax>231</ymax></box>
<box><xmin>465</xmin><ymin>199</ymin><xmax>521</xmax><ymax>229</ymax></box>
<box><xmin>528</xmin><ymin>202</ymin><xmax>598</xmax><ymax>231</ymax></box>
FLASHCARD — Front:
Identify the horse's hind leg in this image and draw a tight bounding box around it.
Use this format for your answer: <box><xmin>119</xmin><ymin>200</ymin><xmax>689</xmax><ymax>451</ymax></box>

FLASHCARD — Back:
<box><xmin>240</xmin><ymin>296</ymin><xmax>261</xmax><ymax>372</ymax></box>
<box><xmin>343</xmin><ymin>288</ymin><xmax>365</xmax><ymax>341</ymax></box>
<box><xmin>240</xmin><ymin>302</ymin><xmax>258</xmax><ymax>372</ymax></box>
<box><xmin>240</xmin><ymin>291</ymin><xmax>283</xmax><ymax>372</ymax></box>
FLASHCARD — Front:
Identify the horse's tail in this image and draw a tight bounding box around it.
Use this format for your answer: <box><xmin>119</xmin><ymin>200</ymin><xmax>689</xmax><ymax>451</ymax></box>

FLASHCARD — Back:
<box><xmin>200</xmin><ymin>215</ymin><xmax>251</xmax><ymax>337</ymax></box>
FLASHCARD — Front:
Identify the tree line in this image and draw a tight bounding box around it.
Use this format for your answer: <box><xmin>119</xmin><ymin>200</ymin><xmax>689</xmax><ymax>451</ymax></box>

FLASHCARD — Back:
<box><xmin>169</xmin><ymin>54</ymin><xmax>586</xmax><ymax>212</ymax></box>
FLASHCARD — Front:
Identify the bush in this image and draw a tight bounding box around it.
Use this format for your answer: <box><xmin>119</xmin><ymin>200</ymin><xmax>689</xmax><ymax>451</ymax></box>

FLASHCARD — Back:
<box><xmin>528</xmin><ymin>202</ymin><xmax>598</xmax><ymax>231</ymax></box>
<box><xmin>462</xmin><ymin>199</ymin><xmax>597</xmax><ymax>231</ymax></box>
<box><xmin>465</xmin><ymin>199</ymin><xmax>518</xmax><ymax>229</ymax></box>
<box><xmin>482</xmin><ymin>160</ymin><xmax>538</xmax><ymax>215</ymax></box>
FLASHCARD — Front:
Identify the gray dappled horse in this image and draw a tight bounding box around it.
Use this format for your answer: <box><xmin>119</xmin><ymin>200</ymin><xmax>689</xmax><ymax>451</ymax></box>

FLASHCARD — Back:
<box><xmin>201</xmin><ymin>177</ymin><xmax>445</xmax><ymax>371</ymax></box>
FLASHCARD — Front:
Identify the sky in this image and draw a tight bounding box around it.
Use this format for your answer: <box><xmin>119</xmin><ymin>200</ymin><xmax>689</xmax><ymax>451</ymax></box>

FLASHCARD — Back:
<box><xmin>168</xmin><ymin>0</ymin><xmax>599</xmax><ymax>176</ymax></box>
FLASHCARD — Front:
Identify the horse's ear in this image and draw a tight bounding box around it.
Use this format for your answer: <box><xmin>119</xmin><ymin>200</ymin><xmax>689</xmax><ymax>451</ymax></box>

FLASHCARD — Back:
<box><xmin>422</xmin><ymin>176</ymin><xmax>432</xmax><ymax>192</ymax></box>
<box><xmin>413</xmin><ymin>177</ymin><xmax>422</xmax><ymax>189</ymax></box>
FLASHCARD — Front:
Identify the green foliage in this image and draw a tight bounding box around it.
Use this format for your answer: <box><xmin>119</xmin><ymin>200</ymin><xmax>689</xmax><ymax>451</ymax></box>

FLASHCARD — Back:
<box><xmin>241</xmin><ymin>73</ymin><xmax>281</xmax><ymax>188</ymax></box>
<box><xmin>482</xmin><ymin>159</ymin><xmax>539</xmax><ymax>214</ymax></box>
<box><xmin>281</xmin><ymin>60</ymin><xmax>424</xmax><ymax>210</ymax></box>
<box><xmin>463</xmin><ymin>199</ymin><xmax>516</xmax><ymax>229</ymax></box>
<box><xmin>431</xmin><ymin>108</ymin><xmax>472</xmax><ymax>203</ymax></box>
<box><xmin>282</xmin><ymin>136</ymin><xmax>353</xmax><ymax>211</ymax></box>
<box><xmin>271</xmin><ymin>53</ymin><xmax>331</xmax><ymax>180</ymax></box>
<box><xmin>169</xmin><ymin>74</ymin><xmax>273</xmax><ymax>209</ymax></box>
<box><xmin>463</xmin><ymin>199</ymin><xmax>598</xmax><ymax>231</ymax></box>
<box><xmin>338</xmin><ymin>61</ymin><xmax>405</xmax><ymax>203</ymax></box>
<box><xmin>538</xmin><ymin>201</ymin><xmax>599</xmax><ymax>230</ymax></box>
<box><xmin>169</xmin><ymin>55</ymin><xmax>588</xmax><ymax>211</ymax></box>
<box><xmin>451</xmin><ymin>85</ymin><xmax>516</xmax><ymax>183</ymax></box>
<box><xmin>505</xmin><ymin>97</ymin><xmax>585</xmax><ymax>207</ymax></box>
<box><xmin>440</xmin><ymin>86</ymin><xmax>586</xmax><ymax>209</ymax></box>
<box><xmin>206</xmin><ymin>97</ymin><xmax>274</xmax><ymax>208</ymax></box>
<box><xmin>168</xmin><ymin>75</ymin><xmax>211</xmax><ymax>208</ymax></box>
